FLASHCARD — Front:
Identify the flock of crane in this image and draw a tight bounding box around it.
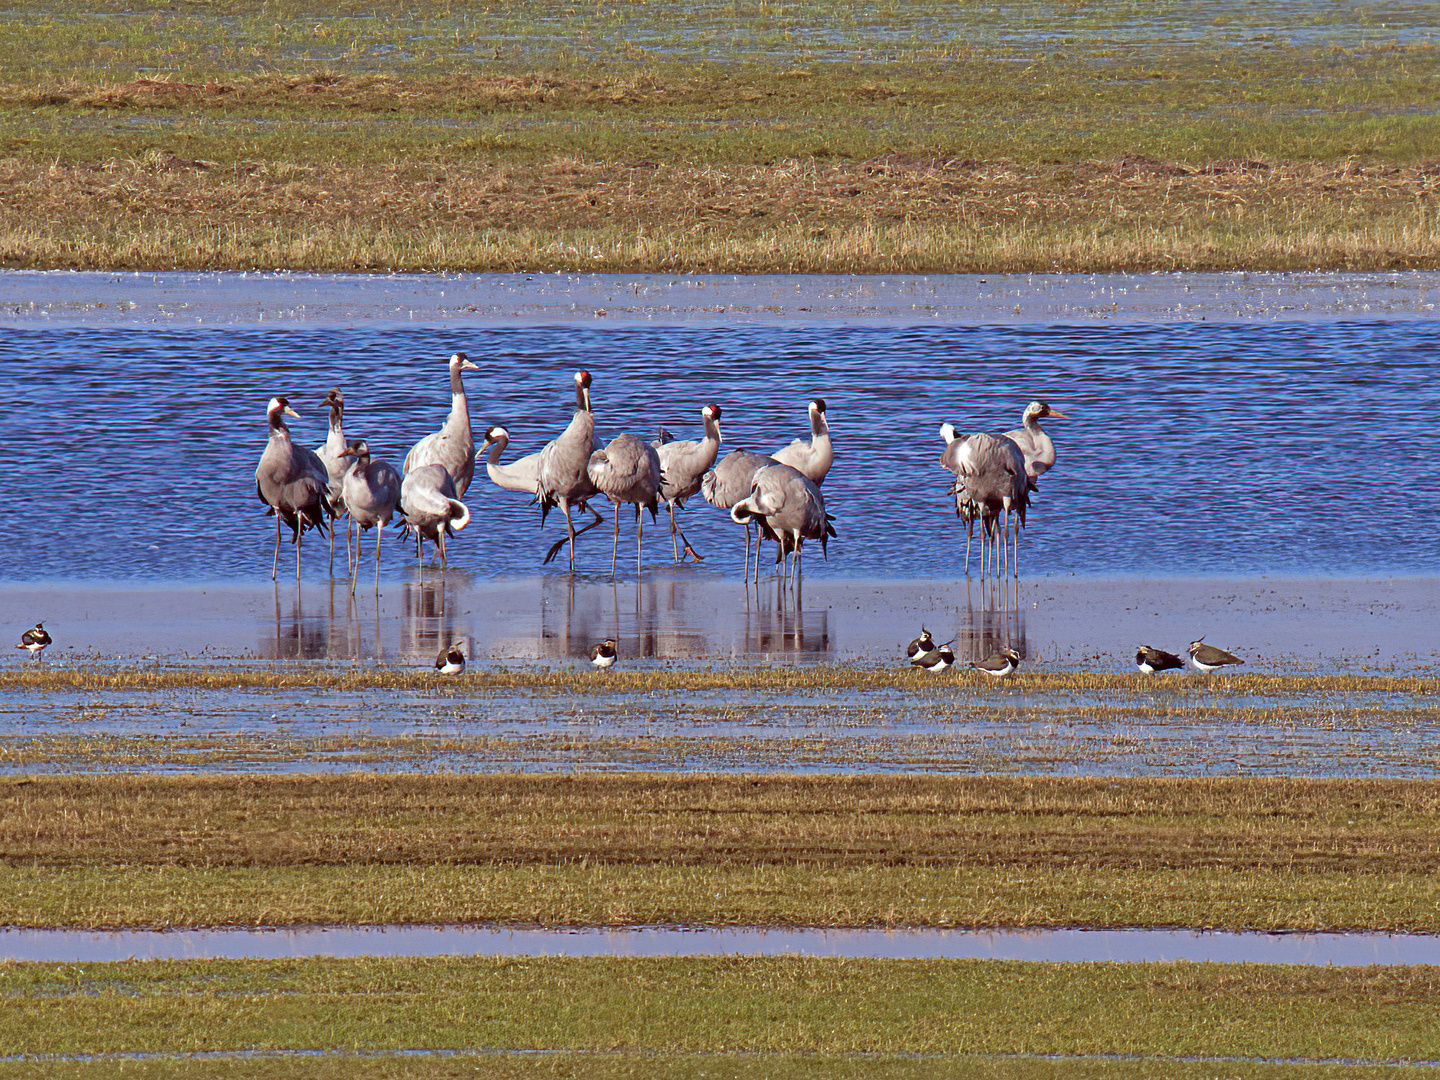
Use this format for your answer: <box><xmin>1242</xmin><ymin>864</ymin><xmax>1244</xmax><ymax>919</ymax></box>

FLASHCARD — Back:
<box><xmin>254</xmin><ymin>352</ymin><xmax>1069</xmax><ymax>589</ymax></box>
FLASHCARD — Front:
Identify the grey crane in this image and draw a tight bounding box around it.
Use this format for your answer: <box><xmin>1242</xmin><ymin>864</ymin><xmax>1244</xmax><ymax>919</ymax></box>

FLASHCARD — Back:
<box><xmin>702</xmin><ymin>448</ymin><xmax>778</xmax><ymax>582</ymax></box>
<box><xmin>941</xmin><ymin>428</ymin><xmax>1028</xmax><ymax>578</ymax></box>
<box><xmin>535</xmin><ymin>371</ymin><xmax>601</xmax><ymax>571</ymax></box>
<box><xmin>938</xmin><ymin>424</ymin><xmax>982</xmax><ymax>574</ymax></box>
<box><xmin>653</xmin><ymin>403</ymin><xmax>723</xmax><ymax>562</ymax></box>
<box><xmin>772</xmin><ymin>397</ymin><xmax>833</xmax><ymax>485</ymax></box>
<box><xmin>482</xmin><ymin>424</ymin><xmax>605</xmax><ymax>564</ymax></box>
<box><xmin>338</xmin><ymin>439</ymin><xmax>402</xmax><ymax>594</ymax></box>
<box><xmin>255</xmin><ymin>396</ymin><xmax>332</xmax><ymax>581</ymax></box>
<box><xmin>404</xmin><ymin>352</ymin><xmax>481</xmax><ymax>498</ymax></box>
<box><xmin>399</xmin><ymin>463</ymin><xmax>471</xmax><ymax>569</ymax></box>
<box><xmin>1003</xmin><ymin>400</ymin><xmax>1069</xmax><ymax>481</ymax></box>
<box><xmin>587</xmin><ymin>432</ymin><xmax>663</xmax><ymax>576</ymax></box>
<box><xmin>314</xmin><ymin>387</ymin><xmax>350</xmax><ymax>575</ymax></box>
<box><xmin>729</xmin><ymin>462</ymin><xmax>835</xmax><ymax>589</ymax></box>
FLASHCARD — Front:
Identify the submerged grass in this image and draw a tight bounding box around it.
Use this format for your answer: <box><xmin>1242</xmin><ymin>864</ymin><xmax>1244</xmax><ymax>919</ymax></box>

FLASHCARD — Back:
<box><xmin>3</xmin><ymin>774</ymin><xmax>1440</xmax><ymax>930</ymax></box>
<box><xmin>3</xmin><ymin>665</ymin><xmax>1434</xmax><ymax>696</ymax></box>
<box><xmin>2</xmin><ymin>956</ymin><xmax>1440</xmax><ymax>1067</ymax></box>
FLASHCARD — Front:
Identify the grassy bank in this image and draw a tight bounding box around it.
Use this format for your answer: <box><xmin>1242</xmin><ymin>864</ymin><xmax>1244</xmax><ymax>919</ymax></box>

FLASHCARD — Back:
<box><xmin>2</xmin><ymin>956</ymin><xmax>1440</xmax><ymax>1073</ymax></box>
<box><xmin>4</xmin><ymin>774</ymin><xmax>1440</xmax><ymax>930</ymax></box>
<box><xmin>1</xmin><ymin>1</ymin><xmax>1437</xmax><ymax>272</ymax></box>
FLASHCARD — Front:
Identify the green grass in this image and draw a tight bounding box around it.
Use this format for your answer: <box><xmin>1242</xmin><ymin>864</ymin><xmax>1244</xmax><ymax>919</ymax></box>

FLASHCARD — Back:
<box><xmin>2</xmin><ymin>956</ymin><xmax>1440</xmax><ymax>1070</ymax></box>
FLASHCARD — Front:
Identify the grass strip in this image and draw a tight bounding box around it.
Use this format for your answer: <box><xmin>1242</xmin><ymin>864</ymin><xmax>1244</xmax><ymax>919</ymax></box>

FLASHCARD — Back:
<box><xmin>2</xmin><ymin>956</ymin><xmax>1440</xmax><ymax>1065</ymax></box>
<box><xmin>2</xmin><ymin>667</ymin><xmax>1434</xmax><ymax>695</ymax></box>
<box><xmin>3</xmin><ymin>774</ymin><xmax>1440</xmax><ymax>930</ymax></box>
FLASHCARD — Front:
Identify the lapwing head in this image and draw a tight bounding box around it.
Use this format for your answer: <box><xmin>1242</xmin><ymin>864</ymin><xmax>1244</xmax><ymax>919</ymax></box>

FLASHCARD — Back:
<box><xmin>1188</xmin><ymin>638</ymin><xmax>1205</xmax><ymax>654</ymax></box>
<box><xmin>450</xmin><ymin>352</ymin><xmax>479</xmax><ymax>372</ymax></box>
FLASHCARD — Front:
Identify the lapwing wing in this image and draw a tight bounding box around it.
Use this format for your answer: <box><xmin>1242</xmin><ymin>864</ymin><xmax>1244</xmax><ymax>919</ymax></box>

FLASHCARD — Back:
<box><xmin>589</xmin><ymin>638</ymin><xmax>618</xmax><ymax>668</ymax></box>
<box><xmin>1135</xmin><ymin>645</ymin><xmax>1185</xmax><ymax>675</ymax></box>
<box><xmin>16</xmin><ymin>623</ymin><xmax>50</xmax><ymax>662</ymax></box>
<box><xmin>1188</xmin><ymin>638</ymin><xmax>1244</xmax><ymax>674</ymax></box>
<box><xmin>435</xmin><ymin>641</ymin><xmax>466</xmax><ymax>675</ymax></box>
<box><xmin>971</xmin><ymin>647</ymin><xmax>1021</xmax><ymax>679</ymax></box>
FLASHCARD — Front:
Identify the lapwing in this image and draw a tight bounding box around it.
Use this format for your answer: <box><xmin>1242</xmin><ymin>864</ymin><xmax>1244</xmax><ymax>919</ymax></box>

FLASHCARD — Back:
<box><xmin>1135</xmin><ymin>645</ymin><xmax>1185</xmax><ymax>675</ymax></box>
<box><xmin>589</xmin><ymin>638</ymin><xmax>618</xmax><ymax>668</ymax></box>
<box><xmin>905</xmin><ymin>627</ymin><xmax>936</xmax><ymax>660</ymax></box>
<box><xmin>1188</xmin><ymin>638</ymin><xmax>1245</xmax><ymax>674</ymax></box>
<box><xmin>971</xmin><ymin>647</ymin><xmax>1021</xmax><ymax>679</ymax></box>
<box><xmin>912</xmin><ymin>639</ymin><xmax>956</xmax><ymax>672</ymax></box>
<box><xmin>16</xmin><ymin>623</ymin><xmax>50</xmax><ymax>662</ymax></box>
<box><xmin>435</xmin><ymin>641</ymin><xmax>466</xmax><ymax>675</ymax></box>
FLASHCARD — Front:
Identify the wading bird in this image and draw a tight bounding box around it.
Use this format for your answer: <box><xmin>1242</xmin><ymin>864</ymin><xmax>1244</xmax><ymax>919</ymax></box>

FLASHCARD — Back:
<box><xmin>946</xmin><ymin>430</ymin><xmax>1029</xmax><ymax>578</ymax></box>
<box><xmin>1003</xmin><ymin>400</ymin><xmax>1069</xmax><ymax>481</ymax></box>
<box><xmin>1135</xmin><ymin>645</ymin><xmax>1185</xmax><ymax>675</ymax></box>
<box><xmin>338</xmin><ymin>439</ymin><xmax>402</xmax><ymax>593</ymax></box>
<box><xmin>971</xmin><ymin>647</ymin><xmax>1021</xmax><ymax>679</ymax></box>
<box><xmin>255</xmin><ymin>396</ymin><xmax>331</xmax><ymax>581</ymax></box>
<box><xmin>399</xmin><ymin>464</ymin><xmax>471</xmax><ymax>569</ymax></box>
<box><xmin>729</xmin><ymin>462</ymin><xmax>835</xmax><ymax>589</ymax></box>
<box><xmin>654</xmin><ymin>403</ymin><xmax>723</xmax><ymax>562</ymax></box>
<box><xmin>588</xmin><ymin>433</ymin><xmax>663</xmax><ymax>576</ymax></box>
<box><xmin>1188</xmin><ymin>638</ymin><xmax>1245</xmax><ymax>674</ymax></box>
<box><xmin>314</xmin><ymin>387</ymin><xmax>350</xmax><ymax>575</ymax></box>
<box><xmin>16</xmin><ymin>622</ymin><xmax>50</xmax><ymax>662</ymax></box>
<box><xmin>912</xmin><ymin>639</ymin><xmax>956</xmax><ymax>671</ymax></box>
<box><xmin>772</xmin><ymin>398</ymin><xmax>833</xmax><ymax>485</ymax></box>
<box><xmin>589</xmin><ymin>638</ymin><xmax>618</xmax><ymax>668</ymax></box>
<box><xmin>906</xmin><ymin>627</ymin><xmax>936</xmax><ymax>660</ymax></box>
<box><xmin>405</xmin><ymin>352</ymin><xmax>481</xmax><ymax>498</ymax></box>
<box><xmin>702</xmin><ymin>448</ymin><xmax>778</xmax><ymax>581</ymax></box>
<box><xmin>482</xmin><ymin>425</ymin><xmax>604</xmax><ymax>565</ymax></box>
<box><xmin>536</xmin><ymin>371</ymin><xmax>602</xmax><ymax>571</ymax></box>
<box><xmin>435</xmin><ymin>641</ymin><xmax>466</xmax><ymax>675</ymax></box>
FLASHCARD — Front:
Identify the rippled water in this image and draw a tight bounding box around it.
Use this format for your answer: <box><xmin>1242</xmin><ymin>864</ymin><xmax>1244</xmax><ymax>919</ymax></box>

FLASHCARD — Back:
<box><xmin>4</xmin><ymin>278</ymin><xmax>1439</xmax><ymax>583</ymax></box>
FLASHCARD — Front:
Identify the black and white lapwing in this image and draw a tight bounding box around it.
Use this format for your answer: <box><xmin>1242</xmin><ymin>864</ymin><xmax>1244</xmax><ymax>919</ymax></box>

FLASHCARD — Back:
<box><xmin>1135</xmin><ymin>645</ymin><xmax>1185</xmax><ymax>675</ymax></box>
<box><xmin>905</xmin><ymin>627</ymin><xmax>936</xmax><ymax>661</ymax></box>
<box><xmin>589</xmin><ymin>638</ymin><xmax>618</xmax><ymax>668</ymax></box>
<box><xmin>16</xmin><ymin>623</ymin><xmax>51</xmax><ymax>662</ymax></box>
<box><xmin>1188</xmin><ymin>638</ymin><xmax>1244</xmax><ymax>674</ymax></box>
<box><xmin>435</xmin><ymin>641</ymin><xmax>466</xmax><ymax>675</ymax></box>
<box><xmin>971</xmin><ymin>647</ymin><xmax>1021</xmax><ymax>679</ymax></box>
<box><xmin>912</xmin><ymin>639</ymin><xmax>956</xmax><ymax>672</ymax></box>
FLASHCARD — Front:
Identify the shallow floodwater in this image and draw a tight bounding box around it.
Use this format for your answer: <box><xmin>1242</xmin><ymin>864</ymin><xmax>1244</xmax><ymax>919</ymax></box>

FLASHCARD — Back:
<box><xmin>3</xmin><ymin>924</ymin><xmax>1435</xmax><ymax>966</ymax></box>
<box><xmin>4</xmin><ymin>272</ymin><xmax>1440</xmax><ymax>585</ymax></box>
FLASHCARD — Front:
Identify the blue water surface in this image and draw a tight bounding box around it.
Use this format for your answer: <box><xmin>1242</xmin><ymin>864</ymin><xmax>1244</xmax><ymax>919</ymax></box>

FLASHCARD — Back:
<box><xmin>4</xmin><ymin>320</ymin><xmax>1437</xmax><ymax>581</ymax></box>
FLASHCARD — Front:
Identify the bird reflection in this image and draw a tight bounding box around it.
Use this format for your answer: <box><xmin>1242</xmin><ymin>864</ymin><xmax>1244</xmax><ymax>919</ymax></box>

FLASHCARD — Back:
<box><xmin>954</xmin><ymin>577</ymin><xmax>1027</xmax><ymax>663</ymax></box>
<box><xmin>401</xmin><ymin>576</ymin><xmax>470</xmax><ymax>664</ymax></box>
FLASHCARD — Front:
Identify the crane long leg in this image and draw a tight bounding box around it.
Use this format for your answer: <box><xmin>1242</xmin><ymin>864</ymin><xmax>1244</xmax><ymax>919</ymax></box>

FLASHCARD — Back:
<box><xmin>543</xmin><ymin>505</ymin><xmax>605</xmax><ymax>565</ymax></box>
<box><xmin>743</xmin><ymin>523</ymin><xmax>752</xmax><ymax>583</ymax></box>
<box><xmin>610</xmin><ymin>499</ymin><xmax>620</xmax><ymax>576</ymax></box>
<box><xmin>669</xmin><ymin>503</ymin><xmax>679</xmax><ymax>562</ymax></box>
<box><xmin>351</xmin><ymin>526</ymin><xmax>362</xmax><ymax>595</ymax></box>
<box><xmin>296</xmin><ymin>522</ymin><xmax>303</xmax><ymax>581</ymax></box>
<box><xmin>272</xmin><ymin>514</ymin><xmax>281</xmax><ymax>581</ymax></box>
<box><xmin>375</xmin><ymin>524</ymin><xmax>383</xmax><ymax>592</ymax></box>
<box><xmin>636</xmin><ymin>503</ymin><xmax>644</xmax><ymax>575</ymax></box>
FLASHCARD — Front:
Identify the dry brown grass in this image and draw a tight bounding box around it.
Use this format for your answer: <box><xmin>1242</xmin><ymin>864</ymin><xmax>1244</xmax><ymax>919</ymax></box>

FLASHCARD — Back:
<box><xmin>3</xmin><ymin>153</ymin><xmax>1437</xmax><ymax>273</ymax></box>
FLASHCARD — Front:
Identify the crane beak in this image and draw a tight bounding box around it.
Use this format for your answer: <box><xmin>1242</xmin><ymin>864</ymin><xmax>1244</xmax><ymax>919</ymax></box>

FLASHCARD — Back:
<box><xmin>1049</xmin><ymin>409</ymin><xmax>1070</xmax><ymax>419</ymax></box>
<box><xmin>283</xmin><ymin>405</ymin><xmax>301</xmax><ymax>419</ymax></box>
<box><xmin>461</xmin><ymin>358</ymin><xmax>480</xmax><ymax>371</ymax></box>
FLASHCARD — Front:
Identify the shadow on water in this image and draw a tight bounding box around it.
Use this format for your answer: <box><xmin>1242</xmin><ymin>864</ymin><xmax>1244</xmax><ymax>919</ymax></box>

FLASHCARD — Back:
<box><xmin>3</xmin><ymin>924</ymin><xmax>1437</xmax><ymax>965</ymax></box>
